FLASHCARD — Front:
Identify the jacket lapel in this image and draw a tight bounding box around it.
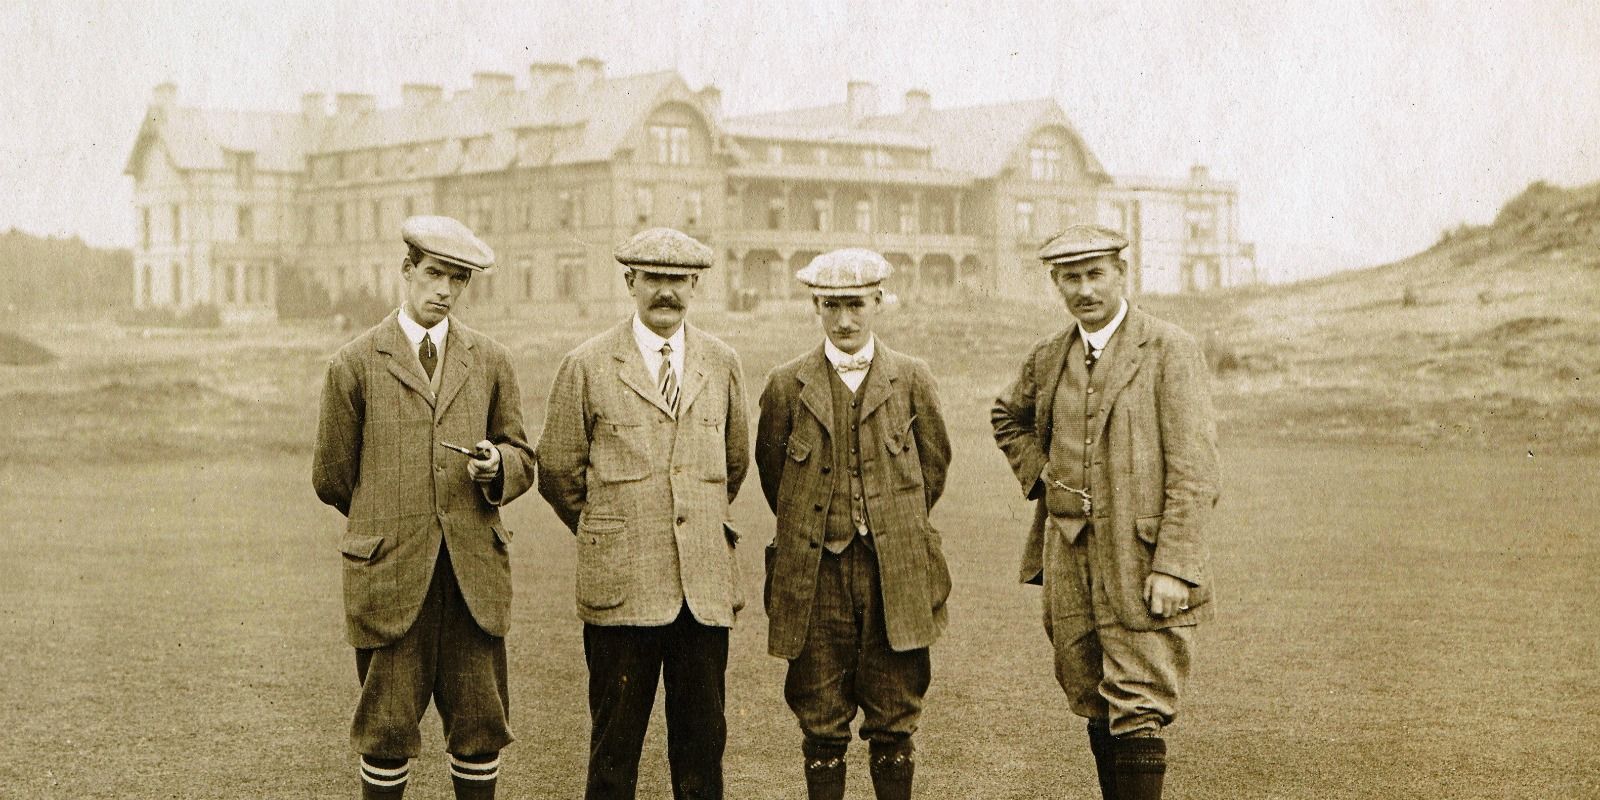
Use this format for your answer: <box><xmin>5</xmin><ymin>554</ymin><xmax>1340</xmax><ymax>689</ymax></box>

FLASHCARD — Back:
<box><xmin>795</xmin><ymin>346</ymin><xmax>834</xmax><ymax>437</ymax></box>
<box><xmin>676</xmin><ymin>326</ymin><xmax>709</xmax><ymax>415</ymax></box>
<box><xmin>611</xmin><ymin>320</ymin><xmax>675</xmax><ymax>418</ymax></box>
<box><xmin>857</xmin><ymin>346</ymin><xmax>898</xmax><ymax>423</ymax></box>
<box><xmin>433</xmin><ymin>323</ymin><xmax>476</xmax><ymax>419</ymax></box>
<box><xmin>1033</xmin><ymin>328</ymin><xmax>1073</xmax><ymax>446</ymax></box>
<box><xmin>375</xmin><ymin>312</ymin><xmax>434</xmax><ymax>403</ymax></box>
<box><xmin>1093</xmin><ymin>308</ymin><xmax>1152</xmax><ymax>430</ymax></box>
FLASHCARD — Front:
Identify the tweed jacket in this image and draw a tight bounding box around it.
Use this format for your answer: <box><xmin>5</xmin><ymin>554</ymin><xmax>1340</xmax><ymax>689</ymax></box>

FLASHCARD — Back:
<box><xmin>536</xmin><ymin>319</ymin><xmax>750</xmax><ymax>628</ymax></box>
<box><xmin>991</xmin><ymin>307</ymin><xmax>1220</xmax><ymax>631</ymax></box>
<box><xmin>313</xmin><ymin>310</ymin><xmax>537</xmax><ymax>649</ymax></box>
<box><xmin>756</xmin><ymin>342</ymin><xmax>952</xmax><ymax>659</ymax></box>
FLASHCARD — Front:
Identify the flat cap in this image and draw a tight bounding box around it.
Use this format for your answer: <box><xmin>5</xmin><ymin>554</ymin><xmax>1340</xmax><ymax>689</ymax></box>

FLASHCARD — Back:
<box><xmin>401</xmin><ymin>215</ymin><xmax>496</xmax><ymax>272</ymax></box>
<box><xmin>796</xmin><ymin>248</ymin><xmax>893</xmax><ymax>296</ymax></box>
<box><xmin>1038</xmin><ymin>224</ymin><xmax>1128</xmax><ymax>266</ymax></box>
<box><xmin>614</xmin><ymin>227</ymin><xmax>714</xmax><ymax>275</ymax></box>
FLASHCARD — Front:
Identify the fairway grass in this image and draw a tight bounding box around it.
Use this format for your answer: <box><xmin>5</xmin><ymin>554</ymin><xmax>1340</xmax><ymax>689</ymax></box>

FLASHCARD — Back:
<box><xmin>3</xmin><ymin>438</ymin><xmax>1596</xmax><ymax>799</ymax></box>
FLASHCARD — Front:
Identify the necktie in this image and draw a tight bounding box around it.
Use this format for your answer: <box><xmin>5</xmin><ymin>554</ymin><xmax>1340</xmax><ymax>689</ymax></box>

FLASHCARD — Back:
<box><xmin>419</xmin><ymin>333</ymin><xmax>438</xmax><ymax>379</ymax></box>
<box><xmin>657</xmin><ymin>342</ymin><xmax>679</xmax><ymax>417</ymax></box>
<box><xmin>834</xmin><ymin>354</ymin><xmax>872</xmax><ymax>374</ymax></box>
<box><xmin>1085</xmin><ymin>345</ymin><xmax>1100</xmax><ymax>372</ymax></box>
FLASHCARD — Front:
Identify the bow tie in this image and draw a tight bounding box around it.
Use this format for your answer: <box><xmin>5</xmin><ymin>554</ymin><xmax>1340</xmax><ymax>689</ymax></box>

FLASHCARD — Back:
<box><xmin>834</xmin><ymin>355</ymin><xmax>872</xmax><ymax>374</ymax></box>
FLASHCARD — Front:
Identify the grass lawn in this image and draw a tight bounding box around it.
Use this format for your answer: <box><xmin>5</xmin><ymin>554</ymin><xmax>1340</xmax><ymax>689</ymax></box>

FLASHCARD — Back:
<box><xmin>3</xmin><ymin>437</ymin><xmax>1596</xmax><ymax>798</ymax></box>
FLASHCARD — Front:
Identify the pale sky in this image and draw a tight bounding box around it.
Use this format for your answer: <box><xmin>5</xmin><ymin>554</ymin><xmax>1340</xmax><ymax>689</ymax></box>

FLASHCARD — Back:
<box><xmin>3</xmin><ymin>0</ymin><xmax>1598</xmax><ymax>281</ymax></box>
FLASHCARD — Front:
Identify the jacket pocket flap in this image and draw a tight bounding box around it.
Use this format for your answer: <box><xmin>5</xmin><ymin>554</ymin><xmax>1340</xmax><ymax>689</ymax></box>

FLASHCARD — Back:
<box><xmin>1134</xmin><ymin>514</ymin><xmax>1162</xmax><ymax>545</ymax></box>
<box><xmin>579</xmin><ymin>515</ymin><xmax>626</xmax><ymax>535</ymax></box>
<box><xmin>339</xmin><ymin>534</ymin><xmax>384</xmax><ymax>560</ymax></box>
<box><xmin>786</xmin><ymin>439</ymin><xmax>812</xmax><ymax>462</ymax></box>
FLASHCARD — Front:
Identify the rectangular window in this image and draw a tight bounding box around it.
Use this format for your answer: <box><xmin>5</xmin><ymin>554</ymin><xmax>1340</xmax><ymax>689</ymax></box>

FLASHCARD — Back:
<box><xmin>517</xmin><ymin>257</ymin><xmax>534</xmax><ymax>299</ymax></box>
<box><xmin>141</xmin><ymin>207</ymin><xmax>150</xmax><ymax>250</ymax></box>
<box><xmin>854</xmin><ymin>200</ymin><xmax>872</xmax><ymax>233</ymax></box>
<box><xmin>898</xmin><ymin>202</ymin><xmax>915</xmax><ymax>234</ymax></box>
<box><xmin>669</xmin><ymin>128</ymin><xmax>689</xmax><ymax>164</ymax></box>
<box><xmin>170</xmin><ymin>261</ymin><xmax>182</xmax><ymax>304</ymax></box>
<box><xmin>558</xmin><ymin>191</ymin><xmax>576</xmax><ymax>230</ymax></box>
<box><xmin>651</xmin><ymin>126</ymin><xmax>670</xmax><ymax>163</ymax></box>
<box><xmin>1029</xmin><ymin>147</ymin><xmax>1061</xmax><ymax>181</ymax></box>
<box><xmin>557</xmin><ymin>256</ymin><xmax>584</xmax><ymax>300</ymax></box>
<box><xmin>811</xmin><ymin>198</ymin><xmax>829</xmax><ymax>232</ymax></box>
<box><xmin>635</xmin><ymin>186</ymin><xmax>654</xmax><ymax>226</ymax></box>
<box><xmin>767</xmin><ymin>198</ymin><xmax>784</xmax><ymax>230</ymax></box>
<box><xmin>925</xmin><ymin>203</ymin><xmax>947</xmax><ymax>235</ymax></box>
<box><xmin>684</xmin><ymin>189</ymin><xmax>703</xmax><ymax>228</ymax></box>
<box><xmin>369</xmin><ymin>200</ymin><xmax>381</xmax><ymax>239</ymax></box>
<box><xmin>335</xmin><ymin>203</ymin><xmax>345</xmax><ymax>241</ymax></box>
<box><xmin>235</xmin><ymin>152</ymin><xmax>255</xmax><ymax>189</ymax></box>
<box><xmin>238</xmin><ymin>206</ymin><xmax>253</xmax><ymax>241</ymax></box>
<box><xmin>1016</xmin><ymin>200</ymin><xmax>1035</xmax><ymax>238</ymax></box>
<box><xmin>171</xmin><ymin>205</ymin><xmax>181</xmax><ymax>242</ymax></box>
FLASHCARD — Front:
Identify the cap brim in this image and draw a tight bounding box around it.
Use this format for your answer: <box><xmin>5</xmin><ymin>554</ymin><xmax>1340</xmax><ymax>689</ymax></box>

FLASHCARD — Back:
<box><xmin>417</xmin><ymin>248</ymin><xmax>493</xmax><ymax>272</ymax></box>
<box><xmin>807</xmin><ymin>284</ymin><xmax>883</xmax><ymax>297</ymax></box>
<box><xmin>621</xmin><ymin>262</ymin><xmax>707</xmax><ymax>275</ymax></box>
<box><xmin>1043</xmin><ymin>248</ymin><xmax>1119</xmax><ymax>266</ymax></box>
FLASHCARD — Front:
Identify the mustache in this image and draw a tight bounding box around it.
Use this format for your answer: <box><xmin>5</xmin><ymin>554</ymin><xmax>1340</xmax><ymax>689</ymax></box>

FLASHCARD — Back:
<box><xmin>649</xmin><ymin>298</ymin><xmax>684</xmax><ymax>310</ymax></box>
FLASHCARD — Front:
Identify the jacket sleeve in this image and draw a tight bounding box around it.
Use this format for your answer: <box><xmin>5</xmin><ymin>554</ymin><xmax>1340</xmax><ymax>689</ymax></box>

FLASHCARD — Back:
<box><xmin>754</xmin><ymin>370</ymin><xmax>791</xmax><ymax>514</ymax></box>
<box><xmin>910</xmin><ymin>359</ymin><xmax>952</xmax><ymax>512</ymax></box>
<box><xmin>535</xmin><ymin>353</ymin><xmax>591</xmax><ymax>533</ymax></box>
<box><xmin>1150</xmin><ymin>331</ymin><xmax>1221</xmax><ymax>584</ymax></box>
<box><xmin>480</xmin><ymin>344</ymin><xmax>537</xmax><ymax>507</ymax></box>
<box><xmin>312</xmin><ymin>351</ymin><xmax>363</xmax><ymax>517</ymax></box>
<box><xmin>991</xmin><ymin>344</ymin><xmax>1048</xmax><ymax>499</ymax></box>
<box><xmin>724</xmin><ymin>352</ymin><xmax>750</xmax><ymax>505</ymax></box>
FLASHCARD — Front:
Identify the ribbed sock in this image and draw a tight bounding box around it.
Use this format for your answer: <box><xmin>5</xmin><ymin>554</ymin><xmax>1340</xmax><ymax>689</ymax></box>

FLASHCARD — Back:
<box><xmin>448</xmin><ymin>752</ymin><xmax>499</xmax><ymax>800</ymax></box>
<box><xmin>360</xmin><ymin>756</ymin><xmax>410</xmax><ymax>798</ymax></box>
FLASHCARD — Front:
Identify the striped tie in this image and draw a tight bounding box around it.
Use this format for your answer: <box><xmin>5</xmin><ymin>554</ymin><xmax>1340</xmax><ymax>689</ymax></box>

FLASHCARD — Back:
<box><xmin>658</xmin><ymin>342</ymin><xmax>679</xmax><ymax>417</ymax></box>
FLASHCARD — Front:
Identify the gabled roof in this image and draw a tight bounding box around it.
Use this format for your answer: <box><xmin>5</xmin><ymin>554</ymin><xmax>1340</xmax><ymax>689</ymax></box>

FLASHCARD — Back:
<box><xmin>123</xmin><ymin>108</ymin><xmax>310</xmax><ymax>176</ymax></box>
<box><xmin>723</xmin><ymin>96</ymin><xmax>1109</xmax><ymax>181</ymax></box>
<box><xmin>312</xmin><ymin>71</ymin><xmax>690</xmax><ymax>172</ymax></box>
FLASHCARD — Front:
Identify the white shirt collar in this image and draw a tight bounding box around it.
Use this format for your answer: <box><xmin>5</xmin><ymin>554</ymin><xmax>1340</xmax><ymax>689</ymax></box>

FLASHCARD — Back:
<box><xmin>632</xmin><ymin>314</ymin><xmax>685</xmax><ymax>353</ymax></box>
<box><xmin>397</xmin><ymin>306</ymin><xmax>448</xmax><ymax>348</ymax></box>
<box><xmin>824</xmin><ymin>333</ymin><xmax>876</xmax><ymax>370</ymax></box>
<box><xmin>1078</xmin><ymin>299</ymin><xmax>1128</xmax><ymax>355</ymax></box>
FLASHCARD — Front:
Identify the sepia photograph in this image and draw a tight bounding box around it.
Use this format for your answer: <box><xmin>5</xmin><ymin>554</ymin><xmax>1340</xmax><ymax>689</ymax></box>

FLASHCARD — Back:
<box><xmin>2</xmin><ymin>1</ymin><xmax>1597</xmax><ymax>797</ymax></box>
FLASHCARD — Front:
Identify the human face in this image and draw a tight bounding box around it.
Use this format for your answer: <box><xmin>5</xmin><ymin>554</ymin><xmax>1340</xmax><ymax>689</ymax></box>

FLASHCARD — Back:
<box><xmin>814</xmin><ymin>292</ymin><xmax>881</xmax><ymax>354</ymax></box>
<box><xmin>402</xmin><ymin>254</ymin><xmax>473</xmax><ymax>327</ymax></box>
<box><xmin>1050</xmin><ymin>254</ymin><xmax>1126</xmax><ymax>332</ymax></box>
<box><xmin>627</xmin><ymin>269</ymin><xmax>697</xmax><ymax>336</ymax></box>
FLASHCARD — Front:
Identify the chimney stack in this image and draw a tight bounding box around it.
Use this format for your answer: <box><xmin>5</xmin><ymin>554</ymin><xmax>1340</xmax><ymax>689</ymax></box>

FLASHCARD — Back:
<box><xmin>301</xmin><ymin>92</ymin><xmax>326</xmax><ymax>119</ymax></box>
<box><xmin>472</xmin><ymin>71</ymin><xmax>515</xmax><ymax>99</ymax></box>
<box><xmin>529</xmin><ymin>62</ymin><xmax>575</xmax><ymax>98</ymax></box>
<box><xmin>576</xmin><ymin>57</ymin><xmax>605</xmax><ymax>90</ymax></box>
<box><xmin>1189</xmin><ymin>164</ymin><xmax>1211</xmax><ymax>185</ymax></box>
<box><xmin>698</xmin><ymin>85</ymin><xmax>723</xmax><ymax>122</ymax></box>
<box><xmin>401</xmin><ymin>83</ymin><xmax>443</xmax><ymax>109</ymax></box>
<box><xmin>846</xmin><ymin>80</ymin><xmax>878</xmax><ymax>122</ymax></box>
<box><xmin>336</xmin><ymin>92</ymin><xmax>377</xmax><ymax>115</ymax></box>
<box><xmin>152</xmin><ymin>82</ymin><xmax>177</xmax><ymax>111</ymax></box>
<box><xmin>903</xmin><ymin>89</ymin><xmax>931</xmax><ymax>124</ymax></box>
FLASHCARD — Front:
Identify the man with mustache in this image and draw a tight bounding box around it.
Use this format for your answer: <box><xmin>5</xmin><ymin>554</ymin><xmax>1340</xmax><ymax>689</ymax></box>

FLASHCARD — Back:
<box><xmin>537</xmin><ymin>228</ymin><xmax>749</xmax><ymax>800</ymax></box>
<box><xmin>755</xmin><ymin>249</ymin><xmax>952</xmax><ymax>800</ymax></box>
<box><xmin>990</xmin><ymin>225</ymin><xmax>1219</xmax><ymax>800</ymax></box>
<box><xmin>313</xmin><ymin>215</ymin><xmax>538</xmax><ymax>799</ymax></box>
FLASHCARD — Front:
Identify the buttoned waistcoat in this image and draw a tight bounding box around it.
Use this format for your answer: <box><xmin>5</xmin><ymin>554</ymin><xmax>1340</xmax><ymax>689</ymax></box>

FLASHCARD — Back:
<box><xmin>313</xmin><ymin>311</ymin><xmax>537</xmax><ymax>649</ymax></box>
<box><xmin>990</xmin><ymin>307</ymin><xmax>1221</xmax><ymax>631</ymax></box>
<box><xmin>536</xmin><ymin>319</ymin><xmax>750</xmax><ymax>628</ymax></box>
<box><xmin>756</xmin><ymin>342</ymin><xmax>953</xmax><ymax>659</ymax></box>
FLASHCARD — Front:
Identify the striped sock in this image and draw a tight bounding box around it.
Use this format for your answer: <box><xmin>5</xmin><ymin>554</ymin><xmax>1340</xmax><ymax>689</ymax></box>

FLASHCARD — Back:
<box><xmin>360</xmin><ymin>756</ymin><xmax>409</xmax><ymax>797</ymax></box>
<box><xmin>448</xmin><ymin>752</ymin><xmax>499</xmax><ymax>799</ymax></box>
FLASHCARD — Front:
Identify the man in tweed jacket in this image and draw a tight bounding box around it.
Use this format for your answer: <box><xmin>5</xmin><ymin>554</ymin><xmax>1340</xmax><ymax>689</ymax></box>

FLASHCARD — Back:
<box><xmin>536</xmin><ymin>228</ymin><xmax>749</xmax><ymax>800</ymax></box>
<box><xmin>756</xmin><ymin>250</ymin><xmax>952</xmax><ymax>800</ymax></box>
<box><xmin>991</xmin><ymin>225</ymin><xmax>1219</xmax><ymax>800</ymax></box>
<box><xmin>313</xmin><ymin>216</ymin><xmax>536</xmax><ymax>800</ymax></box>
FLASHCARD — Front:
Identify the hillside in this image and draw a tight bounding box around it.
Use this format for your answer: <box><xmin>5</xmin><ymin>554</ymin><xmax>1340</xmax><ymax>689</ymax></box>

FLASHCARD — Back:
<box><xmin>1141</xmin><ymin>179</ymin><xmax>1600</xmax><ymax>452</ymax></box>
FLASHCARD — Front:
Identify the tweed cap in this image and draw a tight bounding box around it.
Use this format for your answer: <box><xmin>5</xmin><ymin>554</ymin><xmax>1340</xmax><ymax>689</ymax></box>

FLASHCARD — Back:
<box><xmin>795</xmin><ymin>248</ymin><xmax>893</xmax><ymax>296</ymax></box>
<box><xmin>401</xmin><ymin>215</ymin><xmax>496</xmax><ymax>272</ymax></box>
<box><xmin>1039</xmin><ymin>224</ymin><xmax>1129</xmax><ymax>266</ymax></box>
<box><xmin>614</xmin><ymin>227</ymin><xmax>714</xmax><ymax>275</ymax></box>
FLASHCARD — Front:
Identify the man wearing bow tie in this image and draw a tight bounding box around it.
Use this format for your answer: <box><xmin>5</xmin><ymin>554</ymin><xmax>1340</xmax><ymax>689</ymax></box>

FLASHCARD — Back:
<box><xmin>991</xmin><ymin>225</ymin><xmax>1220</xmax><ymax>800</ymax></box>
<box><xmin>755</xmin><ymin>249</ymin><xmax>952</xmax><ymax>800</ymax></box>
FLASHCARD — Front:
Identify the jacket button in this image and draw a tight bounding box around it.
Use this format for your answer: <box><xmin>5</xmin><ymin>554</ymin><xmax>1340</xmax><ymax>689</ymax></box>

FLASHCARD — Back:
<box><xmin>676</xmin><ymin>516</ymin><xmax>687</xmax><ymax>526</ymax></box>
<box><xmin>821</xmin><ymin>466</ymin><xmax>831</xmax><ymax>474</ymax></box>
<box><xmin>809</xmin><ymin>540</ymin><xmax>819</xmax><ymax>549</ymax></box>
<box><xmin>813</xmin><ymin>503</ymin><xmax>823</xmax><ymax>512</ymax></box>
